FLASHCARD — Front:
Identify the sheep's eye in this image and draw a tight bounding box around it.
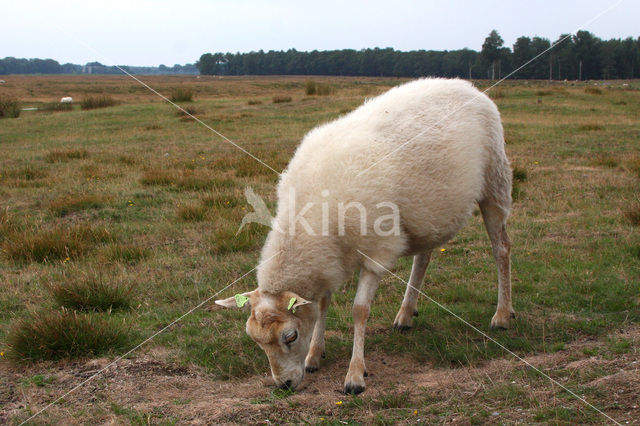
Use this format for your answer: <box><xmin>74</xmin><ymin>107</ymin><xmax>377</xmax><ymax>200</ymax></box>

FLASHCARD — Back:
<box><xmin>284</xmin><ymin>330</ymin><xmax>298</xmax><ymax>345</ymax></box>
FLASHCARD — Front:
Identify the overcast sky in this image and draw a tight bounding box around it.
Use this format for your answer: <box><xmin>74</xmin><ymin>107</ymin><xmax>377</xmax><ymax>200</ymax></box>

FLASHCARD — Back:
<box><xmin>4</xmin><ymin>0</ymin><xmax>637</xmax><ymax>67</ymax></box>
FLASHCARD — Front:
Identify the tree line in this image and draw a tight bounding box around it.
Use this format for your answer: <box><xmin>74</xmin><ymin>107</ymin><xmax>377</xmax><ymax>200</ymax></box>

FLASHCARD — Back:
<box><xmin>197</xmin><ymin>30</ymin><xmax>639</xmax><ymax>80</ymax></box>
<box><xmin>0</xmin><ymin>59</ymin><xmax>198</xmax><ymax>75</ymax></box>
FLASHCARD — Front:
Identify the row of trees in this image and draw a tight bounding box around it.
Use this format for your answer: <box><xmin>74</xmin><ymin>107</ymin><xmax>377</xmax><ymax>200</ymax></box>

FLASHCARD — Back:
<box><xmin>0</xmin><ymin>58</ymin><xmax>198</xmax><ymax>75</ymax></box>
<box><xmin>197</xmin><ymin>30</ymin><xmax>639</xmax><ymax>80</ymax></box>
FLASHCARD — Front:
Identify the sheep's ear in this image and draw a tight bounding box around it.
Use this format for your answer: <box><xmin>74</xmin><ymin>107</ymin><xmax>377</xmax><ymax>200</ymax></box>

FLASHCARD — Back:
<box><xmin>283</xmin><ymin>291</ymin><xmax>312</xmax><ymax>313</ymax></box>
<box><xmin>215</xmin><ymin>290</ymin><xmax>257</xmax><ymax>309</ymax></box>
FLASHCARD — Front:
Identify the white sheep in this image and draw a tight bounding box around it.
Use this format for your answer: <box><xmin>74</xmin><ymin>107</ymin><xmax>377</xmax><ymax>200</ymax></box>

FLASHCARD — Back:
<box><xmin>216</xmin><ymin>78</ymin><xmax>514</xmax><ymax>395</ymax></box>
<box><xmin>60</xmin><ymin>97</ymin><xmax>73</xmax><ymax>103</ymax></box>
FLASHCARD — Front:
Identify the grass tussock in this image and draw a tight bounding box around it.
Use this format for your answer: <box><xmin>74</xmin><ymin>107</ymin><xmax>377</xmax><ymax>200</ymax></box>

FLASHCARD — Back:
<box><xmin>46</xmin><ymin>272</ymin><xmax>136</xmax><ymax>311</ymax></box>
<box><xmin>175</xmin><ymin>106</ymin><xmax>201</xmax><ymax>119</ymax></box>
<box><xmin>210</xmin><ymin>223</ymin><xmax>267</xmax><ymax>256</ymax></box>
<box><xmin>49</xmin><ymin>193</ymin><xmax>106</xmax><ymax>216</ymax></box>
<box><xmin>629</xmin><ymin>158</ymin><xmax>640</xmax><ymax>178</ymax></box>
<box><xmin>81</xmin><ymin>96</ymin><xmax>117</xmax><ymax>110</ymax></box>
<box><xmin>592</xmin><ymin>155</ymin><xmax>619</xmax><ymax>168</ymax></box>
<box><xmin>247</xmin><ymin>99</ymin><xmax>262</xmax><ymax>105</ymax></box>
<box><xmin>7</xmin><ymin>309</ymin><xmax>130</xmax><ymax>361</ymax></box>
<box><xmin>305</xmin><ymin>80</ymin><xmax>334</xmax><ymax>96</ymax></box>
<box><xmin>624</xmin><ymin>203</ymin><xmax>640</xmax><ymax>226</ymax></box>
<box><xmin>103</xmin><ymin>243</ymin><xmax>150</xmax><ymax>264</ymax></box>
<box><xmin>579</xmin><ymin>123</ymin><xmax>604</xmax><ymax>131</ymax></box>
<box><xmin>2</xmin><ymin>224</ymin><xmax>111</xmax><ymax>263</ymax></box>
<box><xmin>45</xmin><ymin>148</ymin><xmax>89</xmax><ymax>163</ymax></box>
<box><xmin>0</xmin><ymin>208</ymin><xmax>19</xmax><ymax>240</ymax></box>
<box><xmin>0</xmin><ymin>96</ymin><xmax>21</xmax><ymax>118</ymax></box>
<box><xmin>170</xmin><ymin>87</ymin><xmax>194</xmax><ymax>102</ymax></box>
<box><xmin>535</xmin><ymin>90</ymin><xmax>553</xmax><ymax>96</ymax></box>
<box><xmin>39</xmin><ymin>102</ymin><xmax>73</xmax><ymax>112</ymax></box>
<box><xmin>512</xmin><ymin>167</ymin><xmax>527</xmax><ymax>182</ymax></box>
<box><xmin>177</xmin><ymin>204</ymin><xmax>208</xmax><ymax>222</ymax></box>
<box><xmin>489</xmin><ymin>89</ymin><xmax>505</xmax><ymax>99</ymax></box>
<box><xmin>584</xmin><ymin>86</ymin><xmax>603</xmax><ymax>95</ymax></box>
<box><xmin>272</xmin><ymin>95</ymin><xmax>292</xmax><ymax>104</ymax></box>
<box><xmin>4</xmin><ymin>166</ymin><xmax>48</xmax><ymax>181</ymax></box>
<box><xmin>118</xmin><ymin>155</ymin><xmax>140</xmax><ymax>166</ymax></box>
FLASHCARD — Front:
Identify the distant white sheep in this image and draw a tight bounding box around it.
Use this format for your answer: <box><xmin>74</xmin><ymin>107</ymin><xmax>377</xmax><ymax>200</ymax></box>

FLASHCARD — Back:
<box><xmin>60</xmin><ymin>97</ymin><xmax>73</xmax><ymax>103</ymax></box>
<box><xmin>217</xmin><ymin>78</ymin><xmax>514</xmax><ymax>395</ymax></box>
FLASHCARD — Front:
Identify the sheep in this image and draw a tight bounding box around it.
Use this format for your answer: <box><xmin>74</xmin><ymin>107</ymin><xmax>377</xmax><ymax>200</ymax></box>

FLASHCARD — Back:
<box><xmin>60</xmin><ymin>97</ymin><xmax>73</xmax><ymax>103</ymax></box>
<box><xmin>216</xmin><ymin>78</ymin><xmax>514</xmax><ymax>395</ymax></box>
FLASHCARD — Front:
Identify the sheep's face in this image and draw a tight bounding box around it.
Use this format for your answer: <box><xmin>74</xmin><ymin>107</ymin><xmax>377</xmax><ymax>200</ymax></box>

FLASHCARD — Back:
<box><xmin>215</xmin><ymin>290</ymin><xmax>318</xmax><ymax>391</ymax></box>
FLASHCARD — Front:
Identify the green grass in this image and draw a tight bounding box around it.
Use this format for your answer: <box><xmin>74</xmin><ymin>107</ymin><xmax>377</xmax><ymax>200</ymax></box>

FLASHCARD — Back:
<box><xmin>0</xmin><ymin>76</ymin><xmax>639</xmax><ymax>423</ymax></box>
<box><xmin>7</xmin><ymin>309</ymin><xmax>131</xmax><ymax>361</ymax></box>
<box><xmin>46</xmin><ymin>270</ymin><xmax>136</xmax><ymax>311</ymax></box>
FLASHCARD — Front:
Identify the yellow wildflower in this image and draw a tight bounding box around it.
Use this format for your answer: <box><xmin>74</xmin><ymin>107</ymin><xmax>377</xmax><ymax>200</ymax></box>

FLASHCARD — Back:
<box><xmin>414</xmin><ymin>410</ymin><xmax>418</xmax><ymax>415</ymax></box>
<box><xmin>440</xmin><ymin>248</ymin><xmax>446</xmax><ymax>252</ymax></box>
<box><xmin>1</xmin><ymin>351</ymin><xmax>4</xmax><ymax>356</ymax></box>
<box><xmin>335</xmin><ymin>400</ymin><xmax>343</xmax><ymax>406</ymax></box>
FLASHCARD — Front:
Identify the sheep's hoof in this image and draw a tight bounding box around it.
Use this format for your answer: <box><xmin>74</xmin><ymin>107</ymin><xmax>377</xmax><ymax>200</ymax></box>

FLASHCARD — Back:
<box><xmin>305</xmin><ymin>366</ymin><xmax>318</xmax><ymax>373</ymax></box>
<box><xmin>344</xmin><ymin>383</ymin><xmax>365</xmax><ymax>395</ymax></box>
<box><xmin>413</xmin><ymin>310</ymin><xmax>419</xmax><ymax>317</ymax></box>
<box><xmin>392</xmin><ymin>323</ymin><xmax>412</xmax><ymax>333</ymax></box>
<box><xmin>490</xmin><ymin>309</ymin><xmax>516</xmax><ymax>330</ymax></box>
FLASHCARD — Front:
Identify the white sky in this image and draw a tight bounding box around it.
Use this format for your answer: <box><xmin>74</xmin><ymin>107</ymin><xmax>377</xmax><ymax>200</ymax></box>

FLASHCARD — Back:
<box><xmin>4</xmin><ymin>0</ymin><xmax>638</xmax><ymax>67</ymax></box>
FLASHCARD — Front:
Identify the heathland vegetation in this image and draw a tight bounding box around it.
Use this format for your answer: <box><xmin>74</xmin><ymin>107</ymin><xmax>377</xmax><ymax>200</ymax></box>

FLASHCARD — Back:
<box><xmin>0</xmin><ymin>76</ymin><xmax>639</xmax><ymax>423</ymax></box>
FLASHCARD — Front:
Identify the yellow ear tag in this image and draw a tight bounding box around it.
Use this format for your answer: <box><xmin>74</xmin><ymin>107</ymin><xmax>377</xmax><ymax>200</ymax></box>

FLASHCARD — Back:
<box><xmin>288</xmin><ymin>297</ymin><xmax>297</xmax><ymax>313</ymax></box>
<box><xmin>235</xmin><ymin>294</ymin><xmax>249</xmax><ymax>308</ymax></box>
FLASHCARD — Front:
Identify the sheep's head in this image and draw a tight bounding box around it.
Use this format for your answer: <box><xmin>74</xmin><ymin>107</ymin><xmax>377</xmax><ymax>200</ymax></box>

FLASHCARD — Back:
<box><xmin>215</xmin><ymin>290</ymin><xmax>317</xmax><ymax>390</ymax></box>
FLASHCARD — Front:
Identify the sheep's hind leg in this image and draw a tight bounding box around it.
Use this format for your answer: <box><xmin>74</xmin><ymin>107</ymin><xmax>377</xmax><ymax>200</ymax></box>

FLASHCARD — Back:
<box><xmin>393</xmin><ymin>251</ymin><xmax>431</xmax><ymax>331</ymax></box>
<box><xmin>344</xmin><ymin>268</ymin><xmax>381</xmax><ymax>395</ymax></box>
<box><xmin>305</xmin><ymin>291</ymin><xmax>331</xmax><ymax>373</ymax></box>
<box><xmin>480</xmin><ymin>198</ymin><xmax>515</xmax><ymax>329</ymax></box>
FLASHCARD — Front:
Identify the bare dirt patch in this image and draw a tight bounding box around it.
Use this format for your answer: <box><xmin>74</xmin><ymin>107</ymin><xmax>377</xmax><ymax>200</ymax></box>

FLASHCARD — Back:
<box><xmin>2</xmin><ymin>327</ymin><xmax>639</xmax><ymax>424</ymax></box>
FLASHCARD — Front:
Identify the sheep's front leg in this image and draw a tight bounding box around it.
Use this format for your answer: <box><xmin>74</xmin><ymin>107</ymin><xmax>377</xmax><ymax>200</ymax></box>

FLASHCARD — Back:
<box><xmin>344</xmin><ymin>268</ymin><xmax>381</xmax><ymax>395</ymax></box>
<box><xmin>305</xmin><ymin>290</ymin><xmax>331</xmax><ymax>373</ymax></box>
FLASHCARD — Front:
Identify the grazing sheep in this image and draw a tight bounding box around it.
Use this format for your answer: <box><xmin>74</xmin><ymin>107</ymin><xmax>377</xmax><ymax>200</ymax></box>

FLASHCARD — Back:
<box><xmin>216</xmin><ymin>78</ymin><xmax>514</xmax><ymax>395</ymax></box>
<box><xmin>60</xmin><ymin>97</ymin><xmax>73</xmax><ymax>103</ymax></box>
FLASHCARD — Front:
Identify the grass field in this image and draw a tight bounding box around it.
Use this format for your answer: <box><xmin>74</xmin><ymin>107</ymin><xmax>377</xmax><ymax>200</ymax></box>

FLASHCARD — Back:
<box><xmin>1</xmin><ymin>75</ymin><xmax>639</xmax><ymax>424</ymax></box>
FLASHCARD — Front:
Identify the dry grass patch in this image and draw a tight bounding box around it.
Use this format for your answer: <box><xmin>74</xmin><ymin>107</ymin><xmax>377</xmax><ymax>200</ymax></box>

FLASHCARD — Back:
<box><xmin>0</xmin><ymin>96</ymin><xmax>20</xmax><ymax>118</ymax></box>
<box><xmin>81</xmin><ymin>95</ymin><xmax>118</xmax><ymax>110</ymax></box>
<box><xmin>103</xmin><ymin>243</ymin><xmax>150</xmax><ymax>264</ymax></box>
<box><xmin>49</xmin><ymin>193</ymin><xmax>106</xmax><ymax>217</ymax></box>
<box><xmin>624</xmin><ymin>203</ymin><xmax>640</xmax><ymax>226</ymax></box>
<box><xmin>584</xmin><ymin>86</ymin><xmax>603</xmax><ymax>95</ymax></box>
<box><xmin>45</xmin><ymin>148</ymin><xmax>89</xmax><ymax>163</ymax></box>
<box><xmin>247</xmin><ymin>99</ymin><xmax>262</xmax><ymax>105</ymax></box>
<box><xmin>141</xmin><ymin>168</ymin><xmax>235</xmax><ymax>191</ymax></box>
<box><xmin>579</xmin><ymin>123</ymin><xmax>604</xmax><ymax>131</ymax></box>
<box><xmin>6</xmin><ymin>309</ymin><xmax>131</xmax><ymax>361</ymax></box>
<box><xmin>38</xmin><ymin>102</ymin><xmax>73</xmax><ymax>112</ymax></box>
<box><xmin>170</xmin><ymin>87</ymin><xmax>194</xmax><ymax>102</ymax></box>
<box><xmin>177</xmin><ymin>204</ymin><xmax>208</xmax><ymax>222</ymax></box>
<box><xmin>272</xmin><ymin>95</ymin><xmax>292</xmax><ymax>104</ymax></box>
<box><xmin>305</xmin><ymin>80</ymin><xmax>334</xmax><ymax>96</ymax></box>
<box><xmin>2</xmin><ymin>224</ymin><xmax>112</xmax><ymax>263</ymax></box>
<box><xmin>592</xmin><ymin>155</ymin><xmax>619</xmax><ymax>168</ymax></box>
